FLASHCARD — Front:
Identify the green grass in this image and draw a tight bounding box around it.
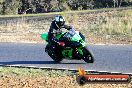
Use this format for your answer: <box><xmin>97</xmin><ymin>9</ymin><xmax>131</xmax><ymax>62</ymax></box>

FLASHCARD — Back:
<box><xmin>0</xmin><ymin>67</ymin><xmax>71</xmax><ymax>77</ymax></box>
<box><xmin>83</xmin><ymin>10</ymin><xmax>132</xmax><ymax>37</ymax></box>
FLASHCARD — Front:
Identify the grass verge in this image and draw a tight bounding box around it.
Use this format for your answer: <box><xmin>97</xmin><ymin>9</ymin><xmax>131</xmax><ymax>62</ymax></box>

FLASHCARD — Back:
<box><xmin>0</xmin><ymin>8</ymin><xmax>131</xmax><ymax>44</ymax></box>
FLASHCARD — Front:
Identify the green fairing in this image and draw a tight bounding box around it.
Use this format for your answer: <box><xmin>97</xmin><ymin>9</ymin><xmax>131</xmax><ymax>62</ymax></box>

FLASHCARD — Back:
<box><xmin>41</xmin><ymin>32</ymin><xmax>48</xmax><ymax>41</ymax></box>
<box><xmin>71</xmin><ymin>32</ymin><xmax>86</xmax><ymax>47</ymax></box>
<box><xmin>41</xmin><ymin>32</ymin><xmax>65</xmax><ymax>41</ymax></box>
<box><xmin>62</xmin><ymin>48</ymin><xmax>73</xmax><ymax>58</ymax></box>
<box><xmin>78</xmin><ymin>48</ymin><xmax>83</xmax><ymax>55</ymax></box>
<box><xmin>55</xmin><ymin>32</ymin><xmax>65</xmax><ymax>39</ymax></box>
<box><xmin>71</xmin><ymin>33</ymin><xmax>81</xmax><ymax>42</ymax></box>
<box><xmin>41</xmin><ymin>31</ymin><xmax>86</xmax><ymax>59</ymax></box>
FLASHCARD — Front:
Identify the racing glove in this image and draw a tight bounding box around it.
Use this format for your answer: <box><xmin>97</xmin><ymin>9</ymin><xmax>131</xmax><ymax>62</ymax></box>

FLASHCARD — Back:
<box><xmin>58</xmin><ymin>42</ymin><xmax>65</xmax><ymax>46</ymax></box>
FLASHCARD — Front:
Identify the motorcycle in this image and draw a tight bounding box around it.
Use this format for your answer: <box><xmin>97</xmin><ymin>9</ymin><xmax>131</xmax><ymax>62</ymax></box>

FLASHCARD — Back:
<box><xmin>41</xmin><ymin>27</ymin><xmax>94</xmax><ymax>63</ymax></box>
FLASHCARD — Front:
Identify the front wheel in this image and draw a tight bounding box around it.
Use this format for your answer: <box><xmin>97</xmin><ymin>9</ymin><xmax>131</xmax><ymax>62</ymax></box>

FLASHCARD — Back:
<box><xmin>82</xmin><ymin>47</ymin><xmax>94</xmax><ymax>63</ymax></box>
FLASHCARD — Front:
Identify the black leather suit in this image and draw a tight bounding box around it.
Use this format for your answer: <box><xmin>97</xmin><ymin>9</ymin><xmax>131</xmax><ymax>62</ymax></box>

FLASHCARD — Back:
<box><xmin>48</xmin><ymin>20</ymin><xmax>72</xmax><ymax>45</ymax></box>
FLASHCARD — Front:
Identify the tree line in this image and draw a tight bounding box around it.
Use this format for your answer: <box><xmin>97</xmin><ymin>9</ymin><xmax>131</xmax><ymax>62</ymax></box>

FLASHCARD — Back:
<box><xmin>0</xmin><ymin>0</ymin><xmax>132</xmax><ymax>15</ymax></box>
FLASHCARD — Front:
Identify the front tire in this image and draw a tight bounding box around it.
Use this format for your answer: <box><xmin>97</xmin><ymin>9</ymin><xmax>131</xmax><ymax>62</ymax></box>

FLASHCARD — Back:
<box><xmin>82</xmin><ymin>47</ymin><xmax>94</xmax><ymax>63</ymax></box>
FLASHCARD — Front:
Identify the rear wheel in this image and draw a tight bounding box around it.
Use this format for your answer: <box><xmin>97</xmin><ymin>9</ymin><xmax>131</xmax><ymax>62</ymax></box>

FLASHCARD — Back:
<box><xmin>82</xmin><ymin>47</ymin><xmax>94</xmax><ymax>63</ymax></box>
<box><xmin>48</xmin><ymin>52</ymin><xmax>63</xmax><ymax>63</ymax></box>
<box><xmin>47</xmin><ymin>46</ymin><xmax>63</xmax><ymax>63</ymax></box>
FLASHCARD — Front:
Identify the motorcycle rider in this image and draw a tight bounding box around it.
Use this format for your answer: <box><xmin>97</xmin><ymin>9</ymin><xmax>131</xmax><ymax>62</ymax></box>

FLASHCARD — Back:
<box><xmin>46</xmin><ymin>15</ymin><xmax>85</xmax><ymax>58</ymax></box>
<box><xmin>48</xmin><ymin>15</ymin><xmax>71</xmax><ymax>47</ymax></box>
<box><xmin>45</xmin><ymin>15</ymin><xmax>72</xmax><ymax>56</ymax></box>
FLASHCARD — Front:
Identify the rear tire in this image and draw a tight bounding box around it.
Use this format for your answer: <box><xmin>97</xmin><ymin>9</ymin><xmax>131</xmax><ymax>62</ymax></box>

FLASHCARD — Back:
<box><xmin>47</xmin><ymin>46</ymin><xmax>63</xmax><ymax>63</ymax></box>
<box><xmin>48</xmin><ymin>51</ymin><xmax>63</xmax><ymax>63</ymax></box>
<box><xmin>82</xmin><ymin>47</ymin><xmax>94</xmax><ymax>63</ymax></box>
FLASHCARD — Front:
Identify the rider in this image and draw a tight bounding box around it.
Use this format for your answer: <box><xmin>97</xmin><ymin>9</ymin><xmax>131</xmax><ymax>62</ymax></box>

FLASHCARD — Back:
<box><xmin>48</xmin><ymin>15</ymin><xmax>72</xmax><ymax>47</ymax></box>
<box><xmin>47</xmin><ymin>15</ymin><xmax>85</xmax><ymax>58</ymax></box>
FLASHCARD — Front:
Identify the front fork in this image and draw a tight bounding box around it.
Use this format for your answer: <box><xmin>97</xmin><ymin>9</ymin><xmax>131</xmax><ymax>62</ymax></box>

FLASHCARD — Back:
<box><xmin>73</xmin><ymin>47</ymin><xmax>84</xmax><ymax>59</ymax></box>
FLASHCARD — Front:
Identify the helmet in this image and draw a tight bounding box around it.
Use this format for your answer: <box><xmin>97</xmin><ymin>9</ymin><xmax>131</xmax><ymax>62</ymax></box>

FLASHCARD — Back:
<box><xmin>55</xmin><ymin>15</ymin><xmax>65</xmax><ymax>28</ymax></box>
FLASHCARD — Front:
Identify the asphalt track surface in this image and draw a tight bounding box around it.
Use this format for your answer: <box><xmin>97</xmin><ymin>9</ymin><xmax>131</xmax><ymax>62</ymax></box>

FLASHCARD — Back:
<box><xmin>0</xmin><ymin>43</ymin><xmax>132</xmax><ymax>74</ymax></box>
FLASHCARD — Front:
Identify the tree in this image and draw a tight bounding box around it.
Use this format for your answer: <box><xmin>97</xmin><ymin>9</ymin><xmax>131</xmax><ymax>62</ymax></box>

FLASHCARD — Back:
<box><xmin>1</xmin><ymin>0</ymin><xmax>22</xmax><ymax>15</ymax></box>
<box><xmin>113</xmin><ymin>0</ymin><xmax>127</xmax><ymax>7</ymax></box>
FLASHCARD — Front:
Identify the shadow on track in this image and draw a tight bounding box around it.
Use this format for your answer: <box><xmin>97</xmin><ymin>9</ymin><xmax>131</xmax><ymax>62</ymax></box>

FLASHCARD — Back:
<box><xmin>0</xmin><ymin>61</ymin><xmax>86</xmax><ymax>65</ymax></box>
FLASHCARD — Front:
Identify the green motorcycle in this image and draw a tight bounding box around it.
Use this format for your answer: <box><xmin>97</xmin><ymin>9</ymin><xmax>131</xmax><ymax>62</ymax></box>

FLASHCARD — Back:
<box><xmin>41</xmin><ymin>28</ymin><xmax>94</xmax><ymax>63</ymax></box>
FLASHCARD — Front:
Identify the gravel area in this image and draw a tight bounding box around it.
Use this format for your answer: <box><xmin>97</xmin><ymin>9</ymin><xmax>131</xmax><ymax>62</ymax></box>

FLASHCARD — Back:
<box><xmin>0</xmin><ymin>67</ymin><xmax>131</xmax><ymax>88</ymax></box>
<box><xmin>0</xmin><ymin>74</ymin><xmax>131</xmax><ymax>88</ymax></box>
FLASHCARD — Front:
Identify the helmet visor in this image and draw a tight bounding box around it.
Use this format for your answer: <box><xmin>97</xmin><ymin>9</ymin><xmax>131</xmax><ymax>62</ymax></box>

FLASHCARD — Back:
<box><xmin>56</xmin><ymin>21</ymin><xmax>65</xmax><ymax>27</ymax></box>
